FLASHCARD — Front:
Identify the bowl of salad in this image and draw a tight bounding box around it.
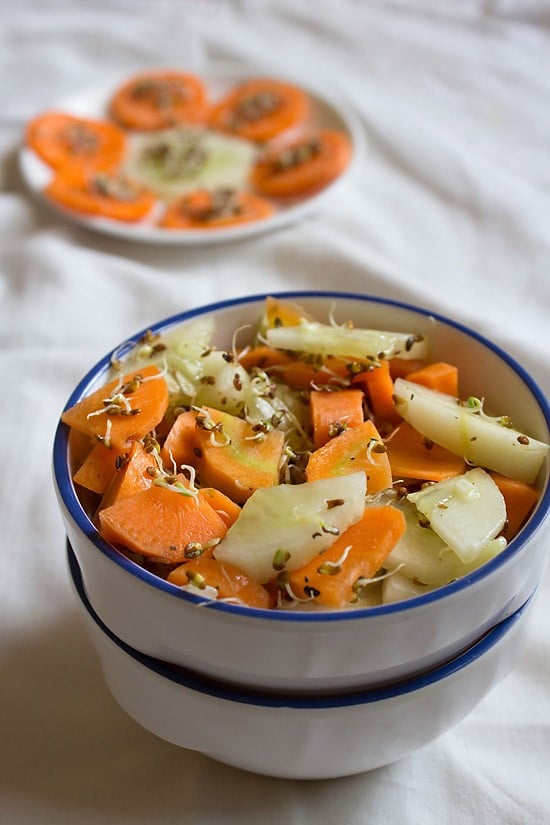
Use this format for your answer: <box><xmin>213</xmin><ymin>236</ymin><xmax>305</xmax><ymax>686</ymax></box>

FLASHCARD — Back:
<box><xmin>53</xmin><ymin>291</ymin><xmax>550</xmax><ymax>693</ymax></box>
<box><xmin>68</xmin><ymin>539</ymin><xmax>536</xmax><ymax>779</ymax></box>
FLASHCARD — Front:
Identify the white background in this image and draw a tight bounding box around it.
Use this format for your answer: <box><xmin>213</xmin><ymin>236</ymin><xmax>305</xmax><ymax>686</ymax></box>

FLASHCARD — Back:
<box><xmin>1</xmin><ymin>1</ymin><xmax>549</xmax><ymax>822</ymax></box>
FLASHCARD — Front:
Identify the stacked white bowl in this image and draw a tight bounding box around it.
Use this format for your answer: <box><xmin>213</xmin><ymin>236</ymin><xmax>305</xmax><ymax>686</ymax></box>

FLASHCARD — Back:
<box><xmin>54</xmin><ymin>292</ymin><xmax>550</xmax><ymax>779</ymax></box>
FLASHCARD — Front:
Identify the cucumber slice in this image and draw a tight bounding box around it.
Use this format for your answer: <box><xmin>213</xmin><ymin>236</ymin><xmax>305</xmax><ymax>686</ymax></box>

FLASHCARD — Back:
<box><xmin>382</xmin><ymin>571</ymin><xmax>436</xmax><ymax>604</ymax></box>
<box><xmin>384</xmin><ymin>499</ymin><xmax>506</xmax><ymax>585</ymax></box>
<box><xmin>393</xmin><ymin>378</ymin><xmax>549</xmax><ymax>483</ymax></box>
<box><xmin>265</xmin><ymin>322</ymin><xmax>429</xmax><ymax>362</ymax></box>
<box><xmin>407</xmin><ymin>468</ymin><xmax>506</xmax><ymax>564</ymax></box>
<box><xmin>214</xmin><ymin>472</ymin><xmax>367</xmax><ymax>583</ymax></box>
<box><xmin>125</xmin><ymin>127</ymin><xmax>257</xmax><ymax>199</ymax></box>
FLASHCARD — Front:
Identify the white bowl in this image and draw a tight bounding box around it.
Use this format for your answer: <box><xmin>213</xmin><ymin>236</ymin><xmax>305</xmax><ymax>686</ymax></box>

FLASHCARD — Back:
<box><xmin>67</xmin><ymin>542</ymin><xmax>536</xmax><ymax>780</ymax></box>
<box><xmin>53</xmin><ymin>291</ymin><xmax>550</xmax><ymax>693</ymax></box>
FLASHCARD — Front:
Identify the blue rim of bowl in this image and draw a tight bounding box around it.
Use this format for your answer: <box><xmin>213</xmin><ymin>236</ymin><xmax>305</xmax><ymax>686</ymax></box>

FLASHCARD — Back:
<box><xmin>54</xmin><ymin>290</ymin><xmax>550</xmax><ymax>624</ymax></box>
<box><xmin>68</xmin><ymin>539</ymin><xmax>533</xmax><ymax>708</ymax></box>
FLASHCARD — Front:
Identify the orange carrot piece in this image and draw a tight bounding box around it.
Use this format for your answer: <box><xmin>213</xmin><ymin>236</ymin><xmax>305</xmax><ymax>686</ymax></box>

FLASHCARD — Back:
<box><xmin>352</xmin><ymin>359</ymin><xmax>401</xmax><ymax>426</ymax></box>
<box><xmin>306</xmin><ymin>419</ymin><xmax>392</xmax><ymax>494</ymax></box>
<box><xmin>251</xmin><ymin>130</ymin><xmax>352</xmax><ymax>198</ymax></box>
<box><xmin>264</xmin><ymin>296</ymin><xmax>313</xmax><ymax>328</ymax></box>
<box><xmin>310</xmin><ymin>389</ymin><xmax>364</xmax><ymax>450</ymax></box>
<box><xmin>109</xmin><ymin>71</ymin><xmax>208</xmax><ymax>131</ymax></box>
<box><xmin>389</xmin><ymin>358</ymin><xmax>425</xmax><ymax>380</ymax></box>
<box><xmin>26</xmin><ymin>111</ymin><xmax>126</xmax><ymax>172</ymax></box>
<box><xmin>167</xmin><ymin>556</ymin><xmax>274</xmax><ymax>609</ymax></box>
<box><xmin>191</xmin><ymin>407</ymin><xmax>285</xmax><ymax>504</ymax></box>
<box><xmin>238</xmin><ymin>346</ymin><xmax>350</xmax><ymax>390</ymax></box>
<box><xmin>405</xmin><ymin>362</ymin><xmax>459</xmax><ymax>397</ymax></box>
<box><xmin>288</xmin><ymin>505</ymin><xmax>406</xmax><ymax>608</ymax></box>
<box><xmin>98</xmin><ymin>441</ymin><xmax>157</xmax><ymax>512</ymax></box>
<box><xmin>160</xmin><ymin>190</ymin><xmax>274</xmax><ymax>230</ymax></box>
<box><xmin>68</xmin><ymin>429</ymin><xmax>94</xmax><ymax>475</ymax></box>
<box><xmin>160</xmin><ymin>410</ymin><xmax>198</xmax><ymax>471</ymax></box>
<box><xmin>99</xmin><ymin>474</ymin><xmax>228</xmax><ymax>563</ymax></box>
<box><xmin>198</xmin><ymin>487</ymin><xmax>242</xmax><ymax>528</ymax></box>
<box><xmin>73</xmin><ymin>442</ymin><xmax>125</xmax><ymax>494</ymax></box>
<box><xmin>45</xmin><ymin>170</ymin><xmax>156</xmax><ymax>223</ymax></box>
<box><xmin>385</xmin><ymin>421</ymin><xmax>466</xmax><ymax>482</ymax></box>
<box><xmin>490</xmin><ymin>473</ymin><xmax>540</xmax><ymax>541</ymax></box>
<box><xmin>61</xmin><ymin>365</ymin><xmax>169</xmax><ymax>452</ymax></box>
<box><xmin>209</xmin><ymin>78</ymin><xmax>309</xmax><ymax>142</ymax></box>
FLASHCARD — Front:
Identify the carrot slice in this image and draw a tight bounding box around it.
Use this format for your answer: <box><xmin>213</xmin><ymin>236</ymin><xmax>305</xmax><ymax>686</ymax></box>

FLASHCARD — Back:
<box><xmin>198</xmin><ymin>488</ymin><xmax>242</xmax><ymax>528</ymax></box>
<box><xmin>61</xmin><ymin>365</ymin><xmax>169</xmax><ymax>451</ymax></box>
<box><xmin>238</xmin><ymin>346</ymin><xmax>350</xmax><ymax>390</ymax></box>
<box><xmin>310</xmin><ymin>389</ymin><xmax>364</xmax><ymax>450</ymax></box>
<box><xmin>251</xmin><ymin>130</ymin><xmax>352</xmax><ymax>198</ymax></box>
<box><xmin>490</xmin><ymin>473</ymin><xmax>540</xmax><ymax>541</ymax></box>
<box><xmin>160</xmin><ymin>189</ymin><xmax>274</xmax><ymax>230</ymax></box>
<box><xmin>404</xmin><ymin>362</ymin><xmax>459</xmax><ymax>397</ymax></box>
<box><xmin>288</xmin><ymin>505</ymin><xmax>406</xmax><ymax>608</ymax></box>
<box><xmin>98</xmin><ymin>441</ymin><xmax>157</xmax><ymax>512</ymax></box>
<box><xmin>26</xmin><ymin>111</ymin><xmax>126</xmax><ymax>172</ymax></box>
<box><xmin>109</xmin><ymin>71</ymin><xmax>208</xmax><ymax>131</ymax></box>
<box><xmin>389</xmin><ymin>358</ymin><xmax>425</xmax><ymax>380</ymax></box>
<box><xmin>167</xmin><ymin>556</ymin><xmax>274</xmax><ymax>608</ymax></box>
<box><xmin>99</xmin><ymin>474</ymin><xmax>228</xmax><ymax>562</ymax></box>
<box><xmin>190</xmin><ymin>407</ymin><xmax>285</xmax><ymax>504</ymax></box>
<box><xmin>264</xmin><ymin>296</ymin><xmax>313</xmax><ymax>327</ymax></box>
<box><xmin>209</xmin><ymin>78</ymin><xmax>309</xmax><ymax>142</ymax></box>
<box><xmin>352</xmin><ymin>359</ymin><xmax>401</xmax><ymax>426</ymax></box>
<box><xmin>306</xmin><ymin>419</ymin><xmax>392</xmax><ymax>494</ymax></box>
<box><xmin>73</xmin><ymin>442</ymin><xmax>126</xmax><ymax>494</ymax></box>
<box><xmin>160</xmin><ymin>410</ymin><xmax>198</xmax><ymax>471</ymax></box>
<box><xmin>45</xmin><ymin>170</ymin><xmax>156</xmax><ymax>222</ymax></box>
<box><xmin>385</xmin><ymin>421</ymin><xmax>466</xmax><ymax>482</ymax></box>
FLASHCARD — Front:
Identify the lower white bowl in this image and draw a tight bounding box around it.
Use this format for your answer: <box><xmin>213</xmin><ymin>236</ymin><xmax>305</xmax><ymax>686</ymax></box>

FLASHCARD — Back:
<box><xmin>68</xmin><ymin>542</ymin><xmax>535</xmax><ymax>780</ymax></box>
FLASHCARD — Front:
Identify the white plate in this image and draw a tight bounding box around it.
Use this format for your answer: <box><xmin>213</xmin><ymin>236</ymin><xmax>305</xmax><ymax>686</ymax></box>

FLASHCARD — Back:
<box><xmin>19</xmin><ymin>64</ymin><xmax>365</xmax><ymax>245</ymax></box>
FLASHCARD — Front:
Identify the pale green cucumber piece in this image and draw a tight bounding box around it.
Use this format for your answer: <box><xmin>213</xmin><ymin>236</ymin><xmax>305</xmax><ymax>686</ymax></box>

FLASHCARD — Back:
<box><xmin>382</xmin><ymin>571</ymin><xmax>436</xmax><ymax>604</ymax></box>
<box><xmin>384</xmin><ymin>499</ymin><xmax>506</xmax><ymax>585</ymax></box>
<box><xmin>265</xmin><ymin>322</ymin><xmax>429</xmax><ymax>361</ymax></box>
<box><xmin>393</xmin><ymin>378</ymin><xmax>549</xmax><ymax>484</ymax></box>
<box><xmin>125</xmin><ymin>127</ymin><xmax>257</xmax><ymax>199</ymax></box>
<box><xmin>214</xmin><ymin>472</ymin><xmax>367</xmax><ymax>583</ymax></box>
<box><xmin>407</xmin><ymin>468</ymin><xmax>506</xmax><ymax>564</ymax></box>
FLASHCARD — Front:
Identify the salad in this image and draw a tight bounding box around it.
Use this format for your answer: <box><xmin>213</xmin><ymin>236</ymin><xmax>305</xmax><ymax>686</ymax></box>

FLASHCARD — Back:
<box><xmin>62</xmin><ymin>297</ymin><xmax>548</xmax><ymax>610</ymax></box>
<box><xmin>25</xmin><ymin>71</ymin><xmax>352</xmax><ymax>231</ymax></box>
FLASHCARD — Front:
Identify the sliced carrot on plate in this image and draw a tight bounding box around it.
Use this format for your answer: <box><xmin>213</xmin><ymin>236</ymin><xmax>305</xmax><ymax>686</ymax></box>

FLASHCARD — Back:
<box><xmin>251</xmin><ymin>130</ymin><xmax>352</xmax><ymax>198</ymax></box>
<box><xmin>160</xmin><ymin>188</ymin><xmax>274</xmax><ymax>229</ymax></box>
<box><xmin>109</xmin><ymin>70</ymin><xmax>208</xmax><ymax>131</ymax></box>
<box><xmin>404</xmin><ymin>362</ymin><xmax>459</xmax><ymax>397</ymax></box>
<box><xmin>45</xmin><ymin>170</ymin><xmax>156</xmax><ymax>222</ymax></box>
<box><xmin>26</xmin><ymin>111</ymin><xmax>126</xmax><ymax>172</ymax></box>
<box><xmin>490</xmin><ymin>472</ymin><xmax>540</xmax><ymax>541</ymax></box>
<box><xmin>209</xmin><ymin>78</ymin><xmax>309</xmax><ymax>142</ymax></box>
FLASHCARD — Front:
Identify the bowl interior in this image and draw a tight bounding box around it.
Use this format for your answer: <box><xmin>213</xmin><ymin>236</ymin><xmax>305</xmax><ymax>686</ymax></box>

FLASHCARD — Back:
<box><xmin>54</xmin><ymin>290</ymin><xmax>550</xmax><ymax>621</ymax></box>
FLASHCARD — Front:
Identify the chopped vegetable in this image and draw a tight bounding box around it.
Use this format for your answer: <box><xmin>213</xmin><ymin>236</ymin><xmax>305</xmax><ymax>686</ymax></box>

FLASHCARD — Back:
<box><xmin>214</xmin><ymin>472</ymin><xmax>367</xmax><ymax>583</ymax></box>
<box><xmin>61</xmin><ymin>297</ymin><xmax>548</xmax><ymax>610</ymax></box>
<box><xmin>251</xmin><ymin>130</ymin><xmax>352</xmax><ymax>198</ymax></box>
<box><xmin>306</xmin><ymin>419</ymin><xmax>392</xmax><ymax>494</ymax></box>
<box><xmin>109</xmin><ymin>71</ymin><xmax>209</xmax><ymax>131</ymax></box>
<box><xmin>209</xmin><ymin>78</ymin><xmax>309</xmax><ymax>141</ymax></box>
<box><xmin>393</xmin><ymin>378</ymin><xmax>549</xmax><ymax>483</ymax></box>
<box><xmin>287</xmin><ymin>505</ymin><xmax>406</xmax><ymax>608</ymax></box>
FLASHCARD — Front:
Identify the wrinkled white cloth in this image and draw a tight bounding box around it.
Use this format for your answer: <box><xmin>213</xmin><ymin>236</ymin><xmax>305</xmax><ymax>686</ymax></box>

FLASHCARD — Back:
<box><xmin>1</xmin><ymin>1</ymin><xmax>549</xmax><ymax>822</ymax></box>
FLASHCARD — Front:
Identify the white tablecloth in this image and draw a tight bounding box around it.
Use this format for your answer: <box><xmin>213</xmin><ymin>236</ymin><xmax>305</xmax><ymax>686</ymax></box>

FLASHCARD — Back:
<box><xmin>1</xmin><ymin>1</ymin><xmax>549</xmax><ymax>822</ymax></box>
